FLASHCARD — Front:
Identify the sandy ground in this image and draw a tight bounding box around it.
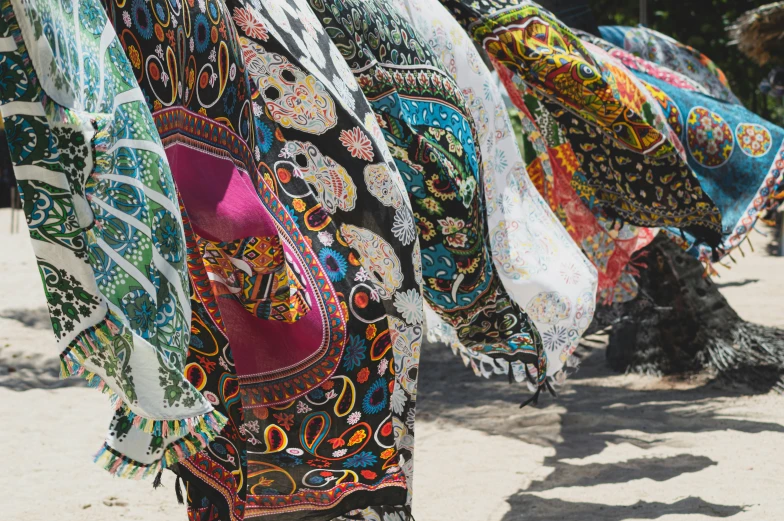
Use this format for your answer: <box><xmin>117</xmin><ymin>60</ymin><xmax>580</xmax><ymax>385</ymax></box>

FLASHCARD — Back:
<box><xmin>1</xmin><ymin>205</ymin><xmax>784</xmax><ymax>520</ymax></box>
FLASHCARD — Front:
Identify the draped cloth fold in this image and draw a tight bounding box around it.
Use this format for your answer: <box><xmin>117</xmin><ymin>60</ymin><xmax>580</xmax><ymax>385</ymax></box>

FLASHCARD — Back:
<box><xmin>437</xmin><ymin>0</ymin><xmax>723</xmax><ymax>247</ymax></box>
<box><xmin>306</xmin><ymin>0</ymin><xmax>549</xmax><ymax>387</ymax></box>
<box><xmin>97</xmin><ymin>0</ymin><xmax>425</xmax><ymax>518</ymax></box>
<box><xmin>399</xmin><ymin>0</ymin><xmax>598</xmax><ymax>380</ymax></box>
<box><xmin>0</xmin><ymin>0</ymin><xmax>226</xmax><ymax>477</ymax></box>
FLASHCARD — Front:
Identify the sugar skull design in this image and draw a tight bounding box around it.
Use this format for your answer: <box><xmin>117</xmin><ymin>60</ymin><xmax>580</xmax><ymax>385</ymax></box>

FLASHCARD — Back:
<box><xmin>282</xmin><ymin>140</ymin><xmax>357</xmax><ymax>213</ymax></box>
<box><xmin>241</xmin><ymin>38</ymin><xmax>336</xmax><ymax>134</ymax></box>
<box><xmin>340</xmin><ymin>224</ymin><xmax>403</xmax><ymax>300</ymax></box>
<box><xmin>389</xmin><ymin>316</ymin><xmax>422</xmax><ymax>399</ymax></box>
<box><xmin>526</xmin><ymin>291</ymin><xmax>572</xmax><ymax>325</ymax></box>
<box><xmin>364</xmin><ymin>163</ymin><xmax>406</xmax><ymax>210</ymax></box>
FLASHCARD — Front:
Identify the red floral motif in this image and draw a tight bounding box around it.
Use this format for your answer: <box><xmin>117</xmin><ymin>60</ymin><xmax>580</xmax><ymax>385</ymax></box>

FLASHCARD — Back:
<box><xmin>339</xmin><ymin>127</ymin><xmax>374</xmax><ymax>162</ymax></box>
<box><xmin>273</xmin><ymin>413</ymin><xmax>294</xmax><ymax>431</ymax></box>
<box><xmin>232</xmin><ymin>7</ymin><xmax>268</xmax><ymax>41</ymax></box>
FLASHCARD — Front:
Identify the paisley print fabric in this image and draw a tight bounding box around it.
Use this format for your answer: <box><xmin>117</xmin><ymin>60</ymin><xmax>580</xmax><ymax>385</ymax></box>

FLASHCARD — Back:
<box><xmin>583</xmin><ymin>32</ymin><xmax>784</xmax><ymax>262</ymax></box>
<box><xmin>494</xmin><ymin>63</ymin><xmax>656</xmax><ymax>303</ymax></box>
<box><xmin>308</xmin><ymin>0</ymin><xmax>549</xmax><ymax>387</ymax></box>
<box><xmin>598</xmin><ymin>25</ymin><xmax>741</xmax><ymax>105</ymax></box>
<box><xmin>0</xmin><ymin>0</ymin><xmax>226</xmax><ymax>477</ymax></box>
<box><xmin>437</xmin><ymin>0</ymin><xmax>723</xmax><ymax>247</ymax></box>
<box><xmin>399</xmin><ymin>0</ymin><xmax>598</xmax><ymax>379</ymax></box>
<box><xmin>100</xmin><ymin>0</ymin><xmax>423</xmax><ymax>518</ymax></box>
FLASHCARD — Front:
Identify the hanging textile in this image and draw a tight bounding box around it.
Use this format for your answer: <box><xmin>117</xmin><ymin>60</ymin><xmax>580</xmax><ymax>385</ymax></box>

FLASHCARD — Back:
<box><xmin>304</xmin><ymin>0</ymin><xmax>549</xmax><ymax>392</ymax></box>
<box><xmin>99</xmin><ymin>0</ymin><xmax>423</xmax><ymax>518</ymax></box>
<box><xmin>0</xmin><ymin>0</ymin><xmax>227</xmax><ymax>476</ymax></box>
<box><xmin>494</xmin><ymin>63</ymin><xmax>655</xmax><ymax>303</ymax></box>
<box><xmin>399</xmin><ymin>0</ymin><xmax>598</xmax><ymax>380</ymax></box>
<box><xmin>437</xmin><ymin>0</ymin><xmax>723</xmax><ymax>247</ymax></box>
<box><xmin>597</xmin><ymin>25</ymin><xmax>741</xmax><ymax>105</ymax></box>
<box><xmin>583</xmin><ymin>33</ymin><xmax>784</xmax><ymax>262</ymax></box>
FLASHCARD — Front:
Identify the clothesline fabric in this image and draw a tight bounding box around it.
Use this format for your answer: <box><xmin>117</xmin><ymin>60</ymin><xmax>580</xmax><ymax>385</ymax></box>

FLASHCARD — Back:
<box><xmin>0</xmin><ymin>0</ymin><xmax>228</xmax><ymax>476</ymax></box>
<box><xmin>438</xmin><ymin>0</ymin><xmax>724</xmax><ymax>248</ymax></box>
<box><xmin>399</xmin><ymin>0</ymin><xmax>598</xmax><ymax>380</ymax></box>
<box><xmin>584</xmin><ymin>31</ymin><xmax>784</xmax><ymax>262</ymax></box>
<box><xmin>95</xmin><ymin>0</ymin><xmax>427</xmax><ymax>517</ymax></box>
<box><xmin>7</xmin><ymin>0</ymin><xmax>784</xmax><ymax>519</ymax></box>
<box><xmin>308</xmin><ymin>0</ymin><xmax>550</xmax><ymax>385</ymax></box>
<box><xmin>597</xmin><ymin>25</ymin><xmax>741</xmax><ymax>105</ymax></box>
<box><xmin>494</xmin><ymin>62</ymin><xmax>655</xmax><ymax>303</ymax></box>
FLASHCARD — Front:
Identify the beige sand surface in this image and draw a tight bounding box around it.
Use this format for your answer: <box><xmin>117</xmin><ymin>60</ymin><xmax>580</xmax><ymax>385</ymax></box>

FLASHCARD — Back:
<box><xmin>1</xmin><ymin>206</ymin><xmax>783</xmax><ymax>520</ymax></box>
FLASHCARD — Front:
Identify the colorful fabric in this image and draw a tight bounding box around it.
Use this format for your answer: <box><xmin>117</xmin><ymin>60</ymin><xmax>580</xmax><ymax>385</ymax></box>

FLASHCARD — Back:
<box><xmin>583</xmin><ymin>33</ymin><xmax>784</xmax><ymax>262</ymax></box>
<box><xmin>307</xmin><ymin>0</ymin><xmax>548</xmax><ymax>387</ymax></box>
<box><xmin>494</xmin><ymin>62</ymin><xmax>655</xmax><ymax>303</ymax></box>
<box><xmin>0</xmin><ymin>0</ymin><xmax>227</xmax><ymax>477</ymax></box>
<box><xmin>399</xmin><ymin>0</ymin><xmax>598</xmax><ymax>379</ymax></box>
<box><xmin>99</xmin><ymin>0</ymin><xmax>424</xmax><ymax>518</ymax></box>
<box><xmin>438</xmin><ymin>0</ymin><xmax>723</xmax><ymax>247</ymax></box>
<box><xmin>598</xmin><ymin>25</ymin><xmax>741</xmax><ymax>105</ymax></box>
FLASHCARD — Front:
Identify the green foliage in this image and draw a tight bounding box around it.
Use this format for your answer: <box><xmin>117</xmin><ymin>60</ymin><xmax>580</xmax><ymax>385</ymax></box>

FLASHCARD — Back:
<box><xmin>590</xmin><ymin>0</ymin><xmax>784</xmax><ymax>125</ymax></box>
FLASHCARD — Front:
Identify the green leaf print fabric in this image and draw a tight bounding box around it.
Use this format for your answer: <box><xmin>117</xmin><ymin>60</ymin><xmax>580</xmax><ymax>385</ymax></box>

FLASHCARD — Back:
<box><xmin>0</xmin><ymin>0</ymin><xmax>226</xmax><ymax>478</ymax></box>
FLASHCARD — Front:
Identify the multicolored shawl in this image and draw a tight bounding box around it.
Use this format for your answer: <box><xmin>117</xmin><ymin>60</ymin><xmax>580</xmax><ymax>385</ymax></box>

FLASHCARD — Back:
<box><xmin>307</xmin><ymin>0</ymin><xmax>549</xmax><ymax>391</ymax></box>
<box><xmin>597</xmin><ymin>25</ymin><xmax>741</xmax><ymax>105</ymax></box>
<box><xmin>583</xmin><ymin>33</ymin><xmax>784</xmax><ymax>262</ymax></box>
<box><xmin>0</xmin><ymin>0</ymin><xmax>227</xmax><ymax>477</ymax></box>
<box><xmin>100</xmin><ymin>0</ymin><xmax>423</xmax><ymax>518</ymax></box>
<box><xmin>437</xmin><ymin>0</ymin><xmax>723</xmax><ymax>247</ymax></box>
<box><xmin>494</xmin><ymin>62</ymin><xmax>655</xmax><ymax>303</ymax></box>
<box><xmin>399</xmin><ymin>0</ymin><xmax>598</xmax><ymax>380</ymax></box>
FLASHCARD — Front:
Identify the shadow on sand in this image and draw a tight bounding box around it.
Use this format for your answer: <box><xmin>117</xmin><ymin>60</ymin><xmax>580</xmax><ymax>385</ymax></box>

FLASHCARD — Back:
<box><xmin>417</xmin><ymin>336</ymin><xmax>774</xmax><ymax>520</ymax></box>
<box><xmin>0</xmin><ymin>307</ymin><xmax>85</xmax><ymax>390</ymax></box>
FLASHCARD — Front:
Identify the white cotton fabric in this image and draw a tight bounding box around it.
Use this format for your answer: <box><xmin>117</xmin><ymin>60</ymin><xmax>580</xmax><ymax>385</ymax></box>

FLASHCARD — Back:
<box><xmin>400</xmin><ymin>0</ymin><xmax>598</xmax><ymax>379</ymax></box>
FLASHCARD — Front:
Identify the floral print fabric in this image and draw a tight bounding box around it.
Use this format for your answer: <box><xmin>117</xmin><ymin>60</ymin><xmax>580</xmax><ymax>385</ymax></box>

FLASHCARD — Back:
<box><xmin>438</xmin><ymin>0</ymin><xmax>723</xmax><ymax>247</ymax></box>
<box><xmin>598</xmin><ymin>25</ymin><xmax>741</xmax><ymax>105</ymax></box>
<box><xmin>307</xmin><ymin>0</ymin><xmax>549</xmax><ymax>386</ymax></box>
<box><xmin>399</xmin><ymin>0</ymin><xmax>598</xmax><ymax>379</ymax></box>
<box><xmin>0</xmin><ymin>0</ymin><xmax>226</xmax><ymax>477</ymax></box>
<box><xmin>99</xmin><ymin>0</ymin><xmax>424</xmax><ymax>518</ymax></box>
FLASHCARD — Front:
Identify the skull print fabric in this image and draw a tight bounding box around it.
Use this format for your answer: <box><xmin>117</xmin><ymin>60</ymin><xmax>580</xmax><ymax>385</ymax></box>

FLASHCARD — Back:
<box><xmin>98</xmin><ymin>0</ymin><xmax>423</xmax><ymax>518</ymax></box>
<box><xmin>306</xmin><ymin>0</ymin><xmax>550</xmax><ymax>389</ymax></box>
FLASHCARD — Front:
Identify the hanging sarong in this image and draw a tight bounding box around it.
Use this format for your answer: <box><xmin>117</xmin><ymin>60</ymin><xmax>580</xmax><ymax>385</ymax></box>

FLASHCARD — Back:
<box><xmin>437</xmin><ymin>0</ymin><xmax>723</xmax><ymax>246</ymax></box>
<box><xmin>494</xmin><ymin>63</ymin><xmax>655</xmax><ymax>303</ymax></box>
<box><xmin>583</xmin><ymin>32</ymin><xmax>784</xmax><ymax>263</ymax></box>
<box><xmin>304</xmin><ymin>0</ymin><xmax>549</xmax><ymax>391</ymax></box>
<box><xmin>597</xmin><ymin>25</ymin><xmax>741</xmax><ymax>105</ymax></box>
<box><xmin>398</xmin><ymin>0</ymin><xmax>598</xmax><ymax>380</ymax></box>
<box><xmin>99</xmin><ymin>0</ymin><xmax>424</xmax><ymax>518</ymax></box>
<box><xmin>0</xmin><ymin>0</ymin><xmax>227</xmax><ymax>477</ymax></box>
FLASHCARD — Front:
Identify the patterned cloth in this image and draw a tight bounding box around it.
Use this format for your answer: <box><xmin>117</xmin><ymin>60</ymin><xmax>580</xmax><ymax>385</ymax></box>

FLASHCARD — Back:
<box><xmin>307</xmin><ymin>0</ymin><xmax>548</xmax><ymax>387</ymax></box>
<box><xmin>584</xmin><ymin>33</ymin><xmax>784</xmax><ymax>262</ymax></box>
<box><xmin>99</xmin><ymin>0</ymin><xmax>423</xmax><ymax>518</ymax></box>
<box><xmin>399</xmin><ymin>0</ymin><xmax>598</xmax><ymax>379</ymax></box>
<box><xmin>0</xmin><ymin>0</ymin><xmax>226</xmax><ymax>477</ymax></box>
<box><xmin>494</xmin><ymin>63</ymin><xmax>655</xmax><ymax>303</ymax></box>
<box><xmin>598</xmin><ymin>25</ymin><xmax>741</xmax><ymax>105</ymax></box>
<box><xmin>438</xmin><ymin>0</ymin><xmax>723</xmax><ymax>247</ymax></box>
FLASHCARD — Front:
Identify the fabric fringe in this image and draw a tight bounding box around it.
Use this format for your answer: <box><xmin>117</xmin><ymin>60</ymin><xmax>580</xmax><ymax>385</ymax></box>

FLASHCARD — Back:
<box><xmin>60</xmin><ymin>314</ymin><xmax>227</xmax><ymax>480</ymax></box>
<box><xmin>58</xmin><ymin>313</ymin><xmax>125</xmax><ymax>378</ymax></box>
<box><xmin>93</xmin><ymin>409</ymin><xmax>227</xmax><ymax>479</ymax></box>
<box><xmin>110</xmin><ymin>397</ymin><xmax>227</xmax><ymax>442</ymax></box>
<box><xmin>426</xmin><ymin>312</ymin><xmax>569</xmax><ymax>395</ymax></box>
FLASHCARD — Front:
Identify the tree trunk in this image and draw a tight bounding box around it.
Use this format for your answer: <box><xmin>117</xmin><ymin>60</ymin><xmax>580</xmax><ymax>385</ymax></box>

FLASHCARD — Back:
<box><xmin>594</xmin><ymin>234</ymin><xmax>784</xmax><ymax>391</ymax></box>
